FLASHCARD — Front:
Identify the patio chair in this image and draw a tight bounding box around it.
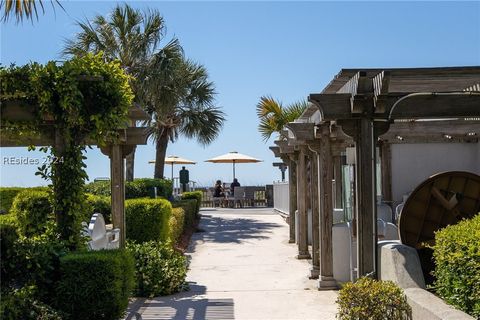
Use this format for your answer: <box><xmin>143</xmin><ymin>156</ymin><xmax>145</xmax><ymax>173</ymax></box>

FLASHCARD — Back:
<box><xmin>82</xmin><ymin>213</ymin><xmax>120</xmax><ymax>250</ymax></box>
<box><xmin>244</xmin><ymin>187</ymin><xmax>255</xmax><ymax>207</ymax></box>
<box><xmin>228</xmin><ymin>186</ymin><xmax>245</xmax><ymax>208</ymax></box>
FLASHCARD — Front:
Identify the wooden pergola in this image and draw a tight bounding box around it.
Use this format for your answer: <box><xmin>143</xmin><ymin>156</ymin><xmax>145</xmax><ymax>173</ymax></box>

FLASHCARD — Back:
<box><xmin>271</xmin><ymin>66</ymin><xmax>480</xmax><ymax>287</ymax></box>
<box><xmin>0</xmin><ymin>101</ymin><xmax>150</xmax><ymax>247</ymax></box>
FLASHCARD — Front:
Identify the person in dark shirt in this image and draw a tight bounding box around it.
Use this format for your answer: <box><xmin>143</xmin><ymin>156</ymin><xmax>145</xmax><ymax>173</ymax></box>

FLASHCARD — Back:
<box><xmin>214</xmin><ymin>180</ymin><xmax>225</xmax><ymax>197</ymax></box>
<box><xmin>230</xmin><ymin>178</ymin><xmax>240</xmax><ymax>195</ymax></box>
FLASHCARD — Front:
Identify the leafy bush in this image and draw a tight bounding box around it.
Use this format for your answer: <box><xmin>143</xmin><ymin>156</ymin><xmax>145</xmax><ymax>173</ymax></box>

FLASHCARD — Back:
<box><xmin>126</xmin><ymin>240</ymin><xmax>187</xmax><ymax>297</ymax></box>
<box><xmin>172</xmin><ymin>199</ymin><xmax>197</xmax><ymax>229</ymax></box>
<box><xmin>54</xmin><ymin>249</ymin><xmax>134</xmax><ymax>320</ymax></box>
<box><xmin>11</xmin><ymin>190</ymin><xmax>53</xmax><ymax>236</ymax></box>
<box><xmin>432</xmin><ymin>213</ymin><xmax>480</xmax><ymax>318</ymax></box>
<box><xmin>0</xmin><ymin>187</ymin><xmax>48</xmax><ymax>214</ymax></box>
<box><xmin>181</xmin><ymin>191</ymin><xmax>202</xmax><ymax>214</ymax></box>
<box><xmin>0</xmin><ymin>286</ymin><xmax>64</xmax><ymax>320</ymax></box>
<box><xmin>0</xmin><ymin>214</ymin><xmax>18</xmax><ymax>287</ymax></box>
<box><xmin>169</xmin><ymin>207</ymin><xmax>185</xmax><ymax>243</ymax></box>
<box><xmin>84</xmin><ymin>194</ymin><xmax>111</xmax><ymax>223</ymax></box>
<box><xmin>336</xmin><ymin>277</ymin><xmax>412</xmax><ymax>320</ymax></box>
<box><xmin>85</xmin><ymin>178</ymin><xmax>172</xmax><ymax>199</ymax></box>
<box><xmin>125</xmin><ymin>198</ymin><xmax>172</xmax><ymax>243</ymax></box>
<box><xmin>10</xmin><ymin>233</ymin><xmax>68</xmax><ymax>301</ymax></box>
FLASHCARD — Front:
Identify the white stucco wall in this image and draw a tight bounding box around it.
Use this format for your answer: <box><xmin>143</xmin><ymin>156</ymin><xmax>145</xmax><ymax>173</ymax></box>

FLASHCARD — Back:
<box><xmin>391</xmin><ymin>142</ymin><xmax>480</xmax><ymax>205</ymax></box>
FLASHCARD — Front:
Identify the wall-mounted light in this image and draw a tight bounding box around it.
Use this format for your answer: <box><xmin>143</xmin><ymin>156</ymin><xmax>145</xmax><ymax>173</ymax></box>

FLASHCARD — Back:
<box><xmin>444</xmin><ymin>134</ymin><xmax>452</xmax><ymax>139</ymax></box>
<box><xmin>467</xmin><ymin>132</ymin><xmax>477</xmax><ymax>137</ymax></box>
<box><xmin>396</xmin><ymin>135</ymin><xmax>404</xmax><ymax>141</ymax></box>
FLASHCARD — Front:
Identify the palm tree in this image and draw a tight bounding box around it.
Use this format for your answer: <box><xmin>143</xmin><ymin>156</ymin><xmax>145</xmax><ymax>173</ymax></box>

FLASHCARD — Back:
<box><xmin>145</xmin><ymin>58</ymin><xmax>226</xmax><ymax>179</ymax></box>
<box><xmin>1</xmin><ymin>0</ymin><xmax>63</xmax><ymax>23</ymax></box>
<box><xmin>63</xmin><ymin>3</ymin><xmax>182</xmax><ymax>181</ymax></box>
<box><xmin>256</xmin><ymin>96</ymin><xmax>308</xmax><ymax>141</ymax></box>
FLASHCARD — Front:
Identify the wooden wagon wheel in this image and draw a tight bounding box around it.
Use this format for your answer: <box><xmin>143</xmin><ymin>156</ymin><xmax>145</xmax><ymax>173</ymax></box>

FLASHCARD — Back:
<box><xmin>398</xmin><ymin>171</ymin><xmax>480</xmax><ymax>249</ymax></box>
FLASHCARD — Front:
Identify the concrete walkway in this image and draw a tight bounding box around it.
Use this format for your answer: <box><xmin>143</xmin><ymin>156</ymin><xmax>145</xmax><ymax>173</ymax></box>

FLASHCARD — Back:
<box><xmin>125</xmin><ymin>208</ymin><xmax>337</xmax><ymax>320</ymax></box>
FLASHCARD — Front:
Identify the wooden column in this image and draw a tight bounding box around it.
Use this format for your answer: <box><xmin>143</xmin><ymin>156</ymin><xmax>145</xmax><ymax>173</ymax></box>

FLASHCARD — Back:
<box><xmin>296</xmin><ymin>146</ymin><xmax>311</xmax><ymax>259</ymax></box>
<box><xmin>333</xmin><ymin>156</ymin><xmax>343</xmax><ymax>208</ymax></box>
<box><xmin>307</xmin><ymin>143</ymin><xmax>320</xmax><ymax>278</ymax></box>
<box><xmin>379</xmin><ymin>141</ymin><xmax>392</xmax><ymax>204</ymax></box>
<box><xmin>355</xmin><ymin>118</ymin><xmax>376</xmax><ymax>278</ymax></box>
<box><xmin>111</xmin><ymin>144</ymin><xmax>126</xmax><ymax>247</ymax></box>
<box><xmin>317</xmin><ymin>125</ymin><xmax>337</xmax><ymax>289</ymax></box>
<box><xmin>287</xmin><ymin>155</ymin><xmax>297</xmax><ymax>243</ymax></box>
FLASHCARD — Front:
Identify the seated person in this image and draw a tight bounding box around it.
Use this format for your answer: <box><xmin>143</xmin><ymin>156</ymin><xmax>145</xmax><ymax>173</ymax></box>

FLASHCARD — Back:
<box><xmin>214</xmin><ymin>180</ymin><xmax>225</xmax><ymax>198</ymax></box>
<box><xmin>230</xmin><ymin>178</ymin><xmax>240</xmax><ymax>195</ymax></box>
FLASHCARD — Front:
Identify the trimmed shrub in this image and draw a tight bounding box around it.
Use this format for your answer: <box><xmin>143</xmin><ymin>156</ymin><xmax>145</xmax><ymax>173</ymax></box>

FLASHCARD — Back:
<box><xmin>169</xmin><ymin>207</ymin><xmax>185</xmax><ymax>243</ymax></box>
<box><xmin>85</xmin><ymin>178</ymin><xmax>172</xmax><ymax>199</ymax></box>
<box><xmin>336</xmin><ymin>277</ymin><xmax>412</xmax><ymax>320</ymax></box>
<box><xmin>0</xmin><ymin>214</ymin><xmax>18</xmax><ymax>288</ymax></box>
<box><xmin>84</xmin><ymin>193</ymin><xmax>111</xmax><ymax>223</ymax></box>
<box><xmin>0</xmin><ymin>186</ymin><xmax>48</xmax><ymax>214</ymax></box>
<box><xmin>11</xmin><ymin>190</ymin><xmax>53</xmax><ymax>237</ymax></box>
<box><xmin>0</xmin><ymin>286</ymin><xmax>64</xmax><ymax>320</ymax></box>
<box><xmin>55</xmin><ymin>249</ymin><xmax>134</xmax><ymax>320</ymax></box>
<box><xmin>172</xmin><ymin>199</ymin><xmax>197</xmax><ymax>229</ymax></box>
<box><xmin>125</xmin><ymin>198</ymin><xmax>172</xmax><ymax>243</ymax></box>
<box><xmin>126</xmin><ymin>240</ymin><xmax>187</xmax><ymax>297</ymax></box>
<box><xmin>432</xmin><ymin>213</ymin><xmax>480</xmax><ymax>318</ymax></box>
<box><xmin>181</xmin><ymin>191</ymin><xmax>202</xmax><ymax>214</ymax></box>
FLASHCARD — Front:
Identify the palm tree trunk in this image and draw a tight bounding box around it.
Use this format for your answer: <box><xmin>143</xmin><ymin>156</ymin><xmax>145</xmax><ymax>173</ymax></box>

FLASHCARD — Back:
<box><xmin>154</xmin><ymin>132</ymin><xmax>169</xmax><ymax>179</ymax></box>
<box><xmin>125</xmin><ymin>149</ymin><xmax>135</xmax><ymax>181</ymax></box>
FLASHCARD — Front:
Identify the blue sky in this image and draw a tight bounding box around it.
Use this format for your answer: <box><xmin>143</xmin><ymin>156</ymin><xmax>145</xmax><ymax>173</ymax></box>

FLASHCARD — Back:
<box><xmin>1</xmin><ymin>1</ymin><xmax>479</xmax><ymax>187</ymax></box>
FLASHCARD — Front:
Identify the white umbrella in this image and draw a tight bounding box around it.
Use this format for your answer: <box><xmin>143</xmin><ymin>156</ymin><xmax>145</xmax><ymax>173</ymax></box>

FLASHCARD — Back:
<box><xmin>205</xmin><ymin>151</ymin><xmax>262</xmax><ymax>180</ymax></box>
<box><xmin>148</xmin><ymin>155</ymin><xmax>196</xmax><ymax>181</ymax></box>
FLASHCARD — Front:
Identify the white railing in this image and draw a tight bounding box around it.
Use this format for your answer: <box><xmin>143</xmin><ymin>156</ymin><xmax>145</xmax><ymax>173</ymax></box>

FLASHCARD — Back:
<box><xmin>273</xmin><ymin>181</ymin><xmax>289</xmax><ymax>215</ymax></box>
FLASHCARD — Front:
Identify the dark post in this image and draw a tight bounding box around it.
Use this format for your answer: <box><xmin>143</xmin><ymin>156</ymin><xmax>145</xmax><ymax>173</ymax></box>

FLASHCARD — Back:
<box><xmin>179</xmin><ymin>166</ymin><xmax>189</xmax><ymax>193</ymax></box>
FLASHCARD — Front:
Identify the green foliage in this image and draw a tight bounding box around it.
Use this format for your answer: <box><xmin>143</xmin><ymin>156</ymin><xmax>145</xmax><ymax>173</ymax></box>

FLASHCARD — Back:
<box><xmin>11</xmin><ymin>189</ymin><xmax>53</xmax><ymax>237</ymax></box>
<box><xmin>55</xmin><ymin>249</ymin><xmax>134</xmax><ymax>320</ymax></box>
<box><xmin>1</xmin><ymin>52</ymin><xmax>133</xmax><ymax>248</ymax></box>
<box><xmin>0</xmin><ymin>214</ymin><xmax>19</xmax><ymax>287</ymax></box>
<box><xmin>126</xmin><ymin>240</ymin><xmax>187</xmax><ymax>297</ymax></box>
<box><xmin>172</xmin><ymin>199</ymin><xmax>197</xmax><ymax>229</ymax></box>
<box><xmin>9</xmin><ymin>233</ymin><xmax>68</xmax><ymax>301</ymax></box>
<box><xmin>125</xmin><ymin>198</ymin><xmax>172</xmax><ymax>243</ymax></box>
<box><xmin>169</xmin><ymin>207</ymin><xmax>185</xmax><ymax>243</ymax></box>
<box><xmin>432</xmin><ymin>213</ymin><xmax>480</xmax><ymax>318</ymax></box>
<box><xmin>84</xmin><ymin>193</ymin><xmax>111</xmax><ymax>223</ymax></box>
<box><xmin>0</xmin><ymin>286</ymin><xmax>64</xmax><ymax>320</ymax></box>
<box><xmin>85</xmin><ymin>178</ymin><xmax>173</xmax><ymax>199</ymax></box>
<box><xmin>181</xmin><ymin>191</ymin><xmax>202</xmax><ymax>213</ymax></box>
<box><xmin>0</xmin><ymin>187</ymin><xmax>49</xmax><ymax>214</ymax></box>
<box><xmin>336</xmin><ymin>277</ymin><xmax>412</xmax><ymax>320</ymax></box>
<box><xmin>256</xmin><ymin>96</ymin><xmax>309</xmax><ymax>141</ymax></box>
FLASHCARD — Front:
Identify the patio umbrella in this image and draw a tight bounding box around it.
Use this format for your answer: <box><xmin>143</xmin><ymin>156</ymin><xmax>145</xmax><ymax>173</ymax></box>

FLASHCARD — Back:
<box><xmin>205</xmin><ymin>151</ymin><xmax>262</xmax><ymax>180</ymax></box>
<box><xmin>148</xmin><ymin>155</ymin><xmax>196</xmax><ymax>181</ymax></box>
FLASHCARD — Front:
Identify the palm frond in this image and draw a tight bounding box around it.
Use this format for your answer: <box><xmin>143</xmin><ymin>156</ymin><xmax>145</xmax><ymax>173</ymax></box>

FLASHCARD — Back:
<box><xmin>1</xmin><ymin>0</ymin><xmax>63</xmax><ymax>23</ymax></box>
<box><xmin>178</xmin><ymin>105</ymin><xmax>226</xmax><ymax>146</ymax></box>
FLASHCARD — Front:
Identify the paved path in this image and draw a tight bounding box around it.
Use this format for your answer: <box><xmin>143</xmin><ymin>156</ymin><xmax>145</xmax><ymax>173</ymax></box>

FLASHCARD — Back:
<box><xmin>126</xmin><ymin>208</ymin><xmax>337</xmax><ymax>320</ymax></box>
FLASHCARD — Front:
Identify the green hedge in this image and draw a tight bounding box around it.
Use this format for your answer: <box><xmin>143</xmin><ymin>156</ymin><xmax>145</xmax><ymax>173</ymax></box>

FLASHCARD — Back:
<box><xmin>0</xmin><ymin>214</ymin><xmax>18</xmax><ymax>288</ymax></box>
<box><xmin>169</xmin><ymin>207</ymin><xmax>185</xmax><ymax>243</ymax></box>
<box><xmin>125</xmin><ymin>198</ymin><xmax>172</xmax><ymax>243</ymax></box>
<box><xmin>55</xmin><ymin>249</ymin><xmax>134</xmax><ymax>320</ymax></box>
<box><xmin>0</xmin><ymin>187</ymin><xmax>48</xmax><ymax>214</ymax></box>
<box><xmin>336</xmin><ymin>277</ymin><xmax>412</xmax><ymax>320</ymax></box>
<box><xmin>84</xmin><ymin>194</ymin><xmax>111</xmax><ymax>224</ymax></box>
<box><xmin>1</xmin><ymin>286</ymin><xmax>64</xmax><ymax>320</ymax></box>
<box><xmin>85</xmin><ymin>178</ymin><xmax>172</xmax><ymax>199</ymax></box>
<box><xmin>172</xmin><ymin>199</ymin><xmax>197</xmax><ymax>229</ymax></box>
<box><xmin>11</xmin><ymin>190</ymin><xmax>53</xmax><ymax>237</ymax></box>
<box><xmin>181</xmin><ymin>191</ymin><xmax>202</xmax><ymax>213</ymax></box>
<box><xmin>432</xmin><ymin>213</ymin><xmax>480</xmax><ymax>318</ymax></box>
<box><xmin>126</xmin><ymin>240</ymin><xmax>187</xmax><ymax>297</ymax></box>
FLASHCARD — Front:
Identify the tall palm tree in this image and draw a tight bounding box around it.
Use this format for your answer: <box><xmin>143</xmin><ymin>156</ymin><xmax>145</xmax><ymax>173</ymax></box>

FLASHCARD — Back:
<box><xmin>145</xmin><ymin>58</ymin><xmax>226</xmax><ymax>179</ymax></box>
<box><xmin>1</xmin><ymin>0</ymin><xmax>63</xmax><ymax>23</ymax></box>
<box><xmin>63</xmin><ymin>4</ymin><xmax>182</xmax><ymax>181</ymax></box>
<box><xmin>256</xmin><ymin>96</ymin><xmax>308</xmax><ymax>141</ymax></box>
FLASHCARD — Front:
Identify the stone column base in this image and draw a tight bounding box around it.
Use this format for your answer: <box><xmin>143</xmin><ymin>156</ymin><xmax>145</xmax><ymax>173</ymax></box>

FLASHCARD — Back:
<box><xmin>309</xmin><ymin>266</ymin><xmax>320</xmax><ymax>279</ymax></box>
<box><xmin>318</xmin><ymin>276</ymin><xmax>337</xmax><ymax>290</ymax></box>
<box><xmin>297</xmin><ymin>251</ymin><xmax>311</xmax><ymax>259</ymax></box>
<box><xmin>289</xmin><ymin>239</ymin><xmax>296</xmax><ymax>244</ymax></box>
